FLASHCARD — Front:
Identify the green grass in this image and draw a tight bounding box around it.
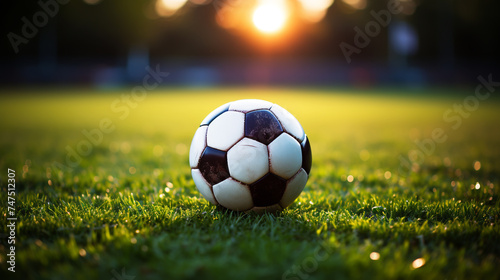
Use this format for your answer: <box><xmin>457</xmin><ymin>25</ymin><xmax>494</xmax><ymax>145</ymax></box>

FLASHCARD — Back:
<box><xmin>0</xmin><ymin>87</ymin><xmax>499</xmax><ymax>280</ymax></box>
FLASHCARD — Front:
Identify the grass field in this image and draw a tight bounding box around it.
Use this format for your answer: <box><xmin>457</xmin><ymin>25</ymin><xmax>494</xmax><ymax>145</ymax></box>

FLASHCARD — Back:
<box><xmin>0</xmin><ymin>87</ymin><xmax>499</xmax><ymax>280</ymax></box>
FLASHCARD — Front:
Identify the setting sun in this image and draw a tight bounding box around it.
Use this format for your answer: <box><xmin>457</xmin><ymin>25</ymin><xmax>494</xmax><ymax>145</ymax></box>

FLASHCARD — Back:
<box><xmin>252</xmin><ymin>1</ymin><xmax>288</xmax><ymax>34</ymax></box>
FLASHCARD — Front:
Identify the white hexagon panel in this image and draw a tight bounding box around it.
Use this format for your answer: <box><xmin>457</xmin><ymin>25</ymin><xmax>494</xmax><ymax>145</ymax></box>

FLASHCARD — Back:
<box><xmin>270</xmin><ymin>104</ymin><xmax>305</xmax><ymax>142</ymax></box>
<box><xmin>227</xmin><ymin>138</ymin><xmax>269</xmax><ymax>184</ymax></box>
<box><xmin>268</xmin><ymin>133</ymin><xmax>302</xmax><ymax>179</ymax></box>
<box><xmin>213</xmin><ymin>178</ymin><xmax>253</xmax><ymax>211</ymax></box>
<box><xmin>189</xmin><ymin>126</ymin><xmax>208</xmax><ymax>168</ymax></box>
<box><xmin>191</xmin><ymin>169</ymin><xmax>218</xmax><ymax>205</ymax></box>
<box><xmin>228</xmin><ymin>99</ymin><xmax>273</xmax><ymax>113</ymax></box>
<box><xmin>207</xmin><ymin>111</ymin><xmax>245</xmax><ymax>151</ymax></box>
<box><xmin>280</xmin><ymin>169</ymin><xmax>308</xmax><ymax>208</ymax></box>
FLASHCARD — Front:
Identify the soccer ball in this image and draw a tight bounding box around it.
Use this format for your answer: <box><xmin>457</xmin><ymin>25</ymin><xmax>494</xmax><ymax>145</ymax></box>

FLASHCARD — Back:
<box><xmin>189</xmin><ymin>99</ymin><xmax>312</xmax><ymax>212</ymax></box>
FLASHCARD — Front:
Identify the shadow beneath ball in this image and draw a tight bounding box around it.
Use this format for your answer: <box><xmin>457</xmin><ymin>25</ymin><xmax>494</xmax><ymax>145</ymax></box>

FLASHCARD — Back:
<box><xmin>214</xmin><ymin>204</ymin><xmax>283</xmax><ymax>216</ymax></box>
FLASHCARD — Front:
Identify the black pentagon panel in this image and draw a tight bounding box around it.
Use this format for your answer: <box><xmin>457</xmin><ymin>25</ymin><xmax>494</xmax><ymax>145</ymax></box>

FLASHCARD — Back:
<box><xmin>301</xmin><ymin>136</ymin><xmax>312</xmax><ymax>175</ymax></box>
<box><xmin>198</xmin><ymin>147</ymin><xmax>230</xmax><ymax>185</ymax></box>
<box><xmin>245</xmin><ymin>110</ymin><xmax>283</xmax><ymax>145</ymax></box>
<box><xmin>249</xmin><ymin>173</ymin><xmax>287</xmax><ymax>207</ymax></box>
<box><xmin>200</xmin><ymin>103</ymin><xmax>231</xmax><ymax>126</ymax></box>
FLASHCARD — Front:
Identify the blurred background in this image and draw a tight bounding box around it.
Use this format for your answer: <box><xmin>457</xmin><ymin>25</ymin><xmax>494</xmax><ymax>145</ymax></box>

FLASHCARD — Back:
<box><xmin>1</xmin><ymin>0</ymin><xmax>499</xmax><ymax>88</ymax></box>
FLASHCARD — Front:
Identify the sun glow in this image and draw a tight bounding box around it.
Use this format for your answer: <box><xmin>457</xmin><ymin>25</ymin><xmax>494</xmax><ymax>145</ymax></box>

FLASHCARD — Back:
<box><xmin>156</xmin><ymin>0</ymin><xmax>188</xmax><ymax>17</ymax></box>
<box><xmin>298</xmin><ymin>0</ymin><xmax>334</xmax><ymax>22</ymax></box>
<box><xmin>252</xmin><ymin>1</ymin><xmax>288</xmax><ymax>34</ymax></box>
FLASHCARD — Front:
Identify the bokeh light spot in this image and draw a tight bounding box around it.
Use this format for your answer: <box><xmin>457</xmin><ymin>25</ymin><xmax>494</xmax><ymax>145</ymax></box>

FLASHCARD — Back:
<box><xmin>474</xmin><ymin>161</ymin><xmax>481</xmax><ymax>171</ymax></box>
<box><xmin>156</xmin><ymin>0</ymin><xmax>188</xmax><ymax>17</ymax></box>
<box><xmin>79</xmin><ymin>249</ymin><xmax>87</xmax><ymax>257</ymax></box>
<box><xmin>370</xmin><ymin>252</ymin><xmax>380</xmax><ymax>260</ymax></box>
<box><xmin>343</xmin><ymin>0</ymin><xmax>367</xmax><ymax>10</ymax></box>
<box><xmin>412</xmin><ymin>258</ymin><xmax>425</xmax><ymax>269</ymax></box>
<box><xmin>347</xmin><ymin>175</ymin><xmax>354</xmax><ymax>182</ymax></box>
<box><xmin>252</xmin><ymin>1</ymin><xmax>288</xmax><ymax>34</ymax></box>
<box><xmin>298</xmin><ymin>0</ymin><xmax>334</xmax><ymax>22</ymax></box>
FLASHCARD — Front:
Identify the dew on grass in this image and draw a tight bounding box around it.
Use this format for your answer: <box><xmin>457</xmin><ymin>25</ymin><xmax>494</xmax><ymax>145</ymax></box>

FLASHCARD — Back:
<box><xmin>475</xmin><ymin>182</ymin><xmax>480</xmax><ymax>189</ymax></box>
<box><xmin>131</xmin><ymin>238</ymin><xmax>137</xmax><ymax>244</ymax></box>
<box><xmin>384</xmin><ymin>171</ymin><xmax>392</xmax><ymax>179</ymax></box>
<box><xmin>129</xmin><ymin>167</ymin><xmax>136</xmax><ymax>174</ymax></box>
